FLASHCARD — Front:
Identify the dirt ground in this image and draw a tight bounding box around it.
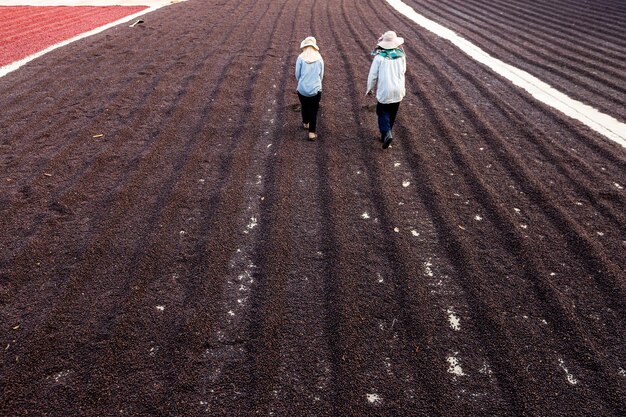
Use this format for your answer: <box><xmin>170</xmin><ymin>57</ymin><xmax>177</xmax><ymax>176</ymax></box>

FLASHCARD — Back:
<box><xmin>0</xmin><ymin>0</ymin><xmax>625</xmax><ymax>415</ymax></box>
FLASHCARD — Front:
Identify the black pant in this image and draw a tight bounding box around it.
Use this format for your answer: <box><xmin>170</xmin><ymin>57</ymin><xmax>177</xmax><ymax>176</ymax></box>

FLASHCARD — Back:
<box><xmin>298</xmin><ymin>91</ymin><xmax>322</xmax><ymax>133</ymax></box>
<box><xmin>376</xmin><ymin>101</ymin><xmax>400</xmax><ymax>137</ymax></box>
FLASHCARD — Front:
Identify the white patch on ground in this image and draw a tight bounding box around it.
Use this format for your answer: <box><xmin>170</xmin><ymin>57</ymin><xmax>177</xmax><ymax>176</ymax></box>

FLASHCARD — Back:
<box><xmin>447</xmin><ymin>355</ymin><xmax>465</xmax><ymax>377</ymax></box>
<box><xmin>424</xmin><ymin>261</ymin><xmax>434</xmax><ymax>277</ymax></box>
<box><xmin>447</xmin><ymin>309</ymin><xmax>461</xmax><ymax>331</ymax></box>
<box><xmin>246</xmin><ymin>217</ymin><xmax>258</xmax><ymax>230</ymax></box>
<box><xmin>361</xmin><ymin>212</ymin><xmax>370</xmax><ymax>219</ymax></box>
<box><xmin>394</xmin><ymin>162</ymin><xmax>401</xmax><ymax>167</ymax></box>
<box><xmin>513</xmin><ymin>207</ymin><xmax>521</xmax><ymax>214</ymax></box>
<box><xmin>394</xmin><ymin>227</ymin><xmax>400</xmax><ymax>233</ymax></box>
<box><xmin>618</xmin><ymin>367</ymin><xmax>626</xmax><ymax>377</ymax></box>
<box><xmin>411</xmin><ymin>230</ymin><xmax>419</xmax><ymax>237</ymax></box>
<box><xmin>156</xmin><ymin>305</ymin><xmax>165</xmax><ymax>311</ymax></box>
<box><xmin>366</xmin><ymin>393</ymin><xmax>382</xmax><ymax>405</ymax></box>
<box><xmin>520</xmin><ymin>224</ymin><xmax>528</xmax><ymax>229</ymax></box>
<box><xmin>50</xmin><ymin>370</ymin><xmax>72</xmax><ymax>383</ymax></box>
<box><xmin>149</xmin><ymin>347</ymin><xmax>159</xmax><ymax>356</ymax></box>
<box><xmin>596</xmin><ymin>231</ymin><xmax>604</xmax><ymax>236</ymax></box>
<box><xmin>474</xmin><ymin>215</ymin><xmax>482</xmax><ymax>221</ymax></box>
<box><xmin>558</xmin><ymin>358</ymin><xmax>579</xmax><ymax>385</ymax></box>
<box><xmin>402</xmin><ymin>181</ymin><xmax>410</xmax><ymax>187</ymax></box>
<box><xmin>614</xmin><ymin>182</ymin><xmax>623</xmax><ymax>190</ymax></box>
<box><xmin>377</xmin><ymin>273</ymin><xmax>384</xmax><ymax>283</ymax></box>
<box><xmin>479</xmin><ymin>361</ymin><xmax>492</xmax><ymax>376</ymax></box>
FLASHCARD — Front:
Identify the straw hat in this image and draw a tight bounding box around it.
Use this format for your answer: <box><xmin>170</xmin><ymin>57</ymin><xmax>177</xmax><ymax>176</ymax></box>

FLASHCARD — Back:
<box><xmin>377</xmin><ymin>31</ymin><xmax>404</xmax><ymax>49</ymax></box>
<box><xmin>300</xmin><ymin>36</ymin><xmax>319</xmax><ymax>50</ymax></box>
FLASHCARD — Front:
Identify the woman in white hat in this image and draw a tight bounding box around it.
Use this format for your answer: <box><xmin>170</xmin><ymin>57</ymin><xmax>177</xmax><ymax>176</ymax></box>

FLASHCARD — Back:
<box><xmin>296</xmin><ymin>36</ymin><xmax>324</xmax><ymax>140</ymax></box>
<box><xmin>366</xmin><ymin>31</ymin><xmax>406</xmax><ymax>149</ymax></box>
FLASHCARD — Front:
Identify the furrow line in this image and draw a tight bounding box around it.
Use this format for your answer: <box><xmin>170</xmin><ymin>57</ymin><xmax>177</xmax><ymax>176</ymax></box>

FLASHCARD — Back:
<box><xmin>0</xmin><ymin>0</ymin><xmax>248</xmax><ymax>269</ymax></box>
<box><xmin>426</xmin><ymin>0</ymin><xmax>626</xmax><ymax>82</ymax></box>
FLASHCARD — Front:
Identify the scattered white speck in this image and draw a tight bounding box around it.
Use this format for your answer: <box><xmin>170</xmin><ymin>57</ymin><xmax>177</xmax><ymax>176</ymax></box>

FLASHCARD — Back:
<box><xmin>247</xmin><ymin>218</ymin><xmax>258</xmax><ymax>229</ymax></box>
<box><xmin>474</xmin><ymin>215</ymin><xmax>482</xmax><ymax>221</ymax></box>
<box><xmin>520</xmin><ymin>224</ymin><xmax>528</xmax><ymax>229</ymax></box>
<box><xmin>366</xmin><ymin>393</ymin><xmax>382</xmax><ymax>405</ymax></box>
<box><xmin>402</xmin><ymin>181</ymin><xmax>410</xmax><ymax>187</ymax></box>
<box><xmin>597</xmin><ymin>231</ymin><xmax>604</xmax><ymax>236</ymax></box>
<box><xmin>618</xmin><ymin>367</ymin><xmax>626</xmax><ymax>377</ymax></box>
<box><xmin>479</xmin><ymin>361</ymin><xmax>493</xmax><ymax>376</ymax></box>
<box><xmin>541</xmin><ymin>319</ymin><xmax>548</xmax><ymax>325</ymax></box>
<box><xmin>411</xmin><ymin>230</ymin><xmax>419</xmax><ymax>237</ymax></box>
<box><xmin>377</xmin><ymin>273</ymin><xmax>384</xmax><ymax>283</ymax></box>
<box><xmin>424</xmin><ymin>261</ymin><xmax>434</xmax><ymax>277</ymax></box>
<box><xmin>361</xmin><ymin>212</ymin><xmax>370</xmax><ymax>219</ymax></box>
<box><xmin>228</xmin><ymin>310</ymin><xmax>235</xmax><ymax>316</ymax></box>
<box><xmin>447</xmin><ymin>309</ymin><xmax>461</xmax><ymax>331</ymax></box>
<box><xmin>267</xmin><ymin>144</ymin><xmax>272</xmax><ymax>148</ymax></box>
<box><xmin>614</xmin><ymin>182</ymin><xmax>623</xmax><ymax>190</ymax></box>
<box><xmin>394</xmin><ymin>162</ymin><xmax>401</xmax><ymax>167</ymax></box>
<box><xmin>550</xmin><ymin>272</ymin><xmax>556</xmax><ymax>276</ymax></box>
<box><xmin>513</xmin><ymin>207</ymin><xmax>521</xmax><ymax>213</ymax></box>
<box><xmin>51</xmin><ymin>370</ymin><xmax>72</xmax><ymax>383</ymax></box>
<box><xmin>199</xmin><ymin>179</ymin><xmax>205</xmax><ymax>183</ymax></box>
<box><xmin>180</xmin><ymin>230</ymin><xmax>186</xmax><ymax>235</ymax></box>
<box><xmin>394</xmin><ymin>227</ymin><xmax>400</xmax><ymax>233</ymax></box>
<box><xmin>558</xmin><ymin>358</ymin><xmax>578</xmax><ymax>385</ymax></box>
<box><xmin>447</xmin><ymin>356</ymin><xmax>465</xmax><ymax>376</ymax></box>
<box><xmin>156</xmin><ymin>305</ymin><xmax>165</xmax><ymax>311</ymax></box>
<box><xmin>479</xmin><ymin>147</ymin><xmax>484</xmax><ymax>151</ymax></box>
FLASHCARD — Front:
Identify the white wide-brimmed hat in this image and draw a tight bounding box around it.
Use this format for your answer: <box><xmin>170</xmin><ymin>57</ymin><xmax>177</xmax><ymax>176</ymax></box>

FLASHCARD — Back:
<box><xmin>300</xmin><ymin>36</ymin><xmax>319</xmax><ymax>50</ymax></box>
<box><xmin>377</xmin><ymin>31</ymin><xmax>404</xmax><ymax>49</ymax></box>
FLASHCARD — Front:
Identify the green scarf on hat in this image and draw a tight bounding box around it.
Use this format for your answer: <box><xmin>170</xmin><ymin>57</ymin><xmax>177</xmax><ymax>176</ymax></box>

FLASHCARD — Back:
<box><xmin>372</xmin><ymin>47</ymin><xmax>405</xmax><ymax>59</ymax></box>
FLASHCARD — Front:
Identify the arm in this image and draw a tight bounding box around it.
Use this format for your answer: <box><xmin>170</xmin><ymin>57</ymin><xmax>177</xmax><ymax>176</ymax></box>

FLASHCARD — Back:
<box><xmin>366</xmin><ymin>57</ymin><xmax>380</xmax><ymax>95</ymax></box>
<box><xmin>295</xmin><ymin>56</ymin><xmax>302</xmax><ymax>81</ymax></box>
<box><xmin>319</xmin><ymin>58</ymin><xmax>324</xmax><ymax>83</ymax></box>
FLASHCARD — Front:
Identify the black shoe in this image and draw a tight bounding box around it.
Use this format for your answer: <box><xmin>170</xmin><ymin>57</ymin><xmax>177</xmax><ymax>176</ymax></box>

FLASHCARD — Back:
<box><xmin>382</xmin><ymin>131</ymin><xmax>393</xmax><ymax>149</ymax></box>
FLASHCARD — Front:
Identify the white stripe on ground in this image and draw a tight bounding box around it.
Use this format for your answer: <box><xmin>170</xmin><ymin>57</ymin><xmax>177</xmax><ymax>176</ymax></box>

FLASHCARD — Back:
<box><xmin>0</xmin><ymin>1</ymin><xmax>184</xmax><ymax>78</ymax></box>
<box><xmin>386</xmin><ymin>0</ymin><xmax>626</xmax><ymax>148</ymax></box>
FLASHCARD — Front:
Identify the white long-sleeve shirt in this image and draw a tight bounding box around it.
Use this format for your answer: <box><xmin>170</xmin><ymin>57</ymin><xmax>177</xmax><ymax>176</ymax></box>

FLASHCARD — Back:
<box><xmin>366</xmin><ymin>54</ymin><xmax>406</xmax><ymax>104</ymax></box>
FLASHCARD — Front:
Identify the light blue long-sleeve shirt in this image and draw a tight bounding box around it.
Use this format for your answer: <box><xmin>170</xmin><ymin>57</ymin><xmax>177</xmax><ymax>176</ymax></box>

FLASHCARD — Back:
<box><xmin>295</xmin><ymin>56</ymin><xmax>324</xmax><ymax>97</ymax></box>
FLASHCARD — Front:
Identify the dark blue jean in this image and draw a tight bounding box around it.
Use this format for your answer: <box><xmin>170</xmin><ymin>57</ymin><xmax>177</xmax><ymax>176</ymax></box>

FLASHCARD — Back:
<box><xmin>376</xmin><ymin>101</ymin><xmax>400</xmax><ymax>137</ymax></box>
